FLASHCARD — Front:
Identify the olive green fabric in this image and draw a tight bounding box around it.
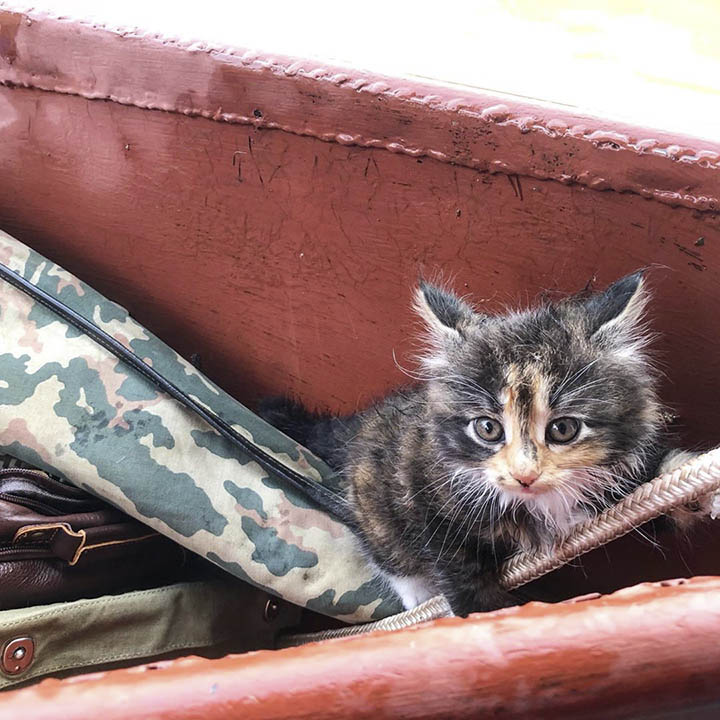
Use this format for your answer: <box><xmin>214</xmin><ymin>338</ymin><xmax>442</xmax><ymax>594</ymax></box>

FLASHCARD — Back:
<box><xmin>0</xmin><ymin>579</ymin><xmax>300</xmax><ymax>689</ymax></box>
<box><xmin>0</xmin><ymin>229</ymin><xmax>401</xmax><ymax>622</ymax></box>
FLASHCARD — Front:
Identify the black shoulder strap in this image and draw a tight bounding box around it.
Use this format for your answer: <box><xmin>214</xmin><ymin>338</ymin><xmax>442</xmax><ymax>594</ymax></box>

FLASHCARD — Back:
<box><xmin>0</xmin><ymin>264</ymin><xmax>351</xmax><ymax>523</ymax></box>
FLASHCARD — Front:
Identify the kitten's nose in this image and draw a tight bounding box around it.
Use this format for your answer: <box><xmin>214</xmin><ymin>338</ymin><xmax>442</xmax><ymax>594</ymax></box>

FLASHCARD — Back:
<box><xmin>513</xmin><ymin>470</ymin><xmax>540</xmax><ymax>487</ymax></box>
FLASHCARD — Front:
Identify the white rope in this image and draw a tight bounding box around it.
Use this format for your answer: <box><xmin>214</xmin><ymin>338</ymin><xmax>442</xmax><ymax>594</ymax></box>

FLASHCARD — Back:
<box><xmin>499</xmin><ymin>447</ymin><xmax>720</xmax><ymax>590</ymax></box>
<box><xmin>282</xmin><ymin>448</ymin><xmax>720</xmax><ymax>645</ymax></box>
<box><xmin>277</xmin><ymin>595</ymin><xmax>453</xmax><ymax>647</ymax></box>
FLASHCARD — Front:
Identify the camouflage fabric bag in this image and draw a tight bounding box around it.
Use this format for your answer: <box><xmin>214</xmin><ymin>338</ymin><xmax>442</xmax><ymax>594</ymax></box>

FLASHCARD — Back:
<box><xmin>0</xmin><ymin>229</ymin><xmax>401</xmax><ymax>622</ymax></box>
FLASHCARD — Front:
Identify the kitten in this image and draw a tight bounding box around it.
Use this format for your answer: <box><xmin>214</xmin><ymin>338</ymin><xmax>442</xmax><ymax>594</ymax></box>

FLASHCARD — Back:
<box><xmin>261</xmin><ymin>272</ymin><xmax>700</xmax><ymax>616</ymax></box>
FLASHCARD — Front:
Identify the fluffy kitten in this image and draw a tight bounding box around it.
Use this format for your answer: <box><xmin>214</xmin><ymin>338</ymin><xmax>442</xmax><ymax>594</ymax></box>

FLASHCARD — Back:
<box><xmin>261</xmin><ymin>273</ymin><xmax>697</xmax><ymax>616</ymax></box>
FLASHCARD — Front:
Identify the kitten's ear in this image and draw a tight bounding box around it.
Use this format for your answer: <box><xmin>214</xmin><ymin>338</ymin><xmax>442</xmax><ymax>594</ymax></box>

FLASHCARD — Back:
<box><xmin>584</xmin><ymin>271</ymin><xmax>648</xmax><ymax>338</ymax></box>
<box><xmin>414</xmin><ymin>281</ymin><xmax>475</xmax><ymax>343</ymax></box>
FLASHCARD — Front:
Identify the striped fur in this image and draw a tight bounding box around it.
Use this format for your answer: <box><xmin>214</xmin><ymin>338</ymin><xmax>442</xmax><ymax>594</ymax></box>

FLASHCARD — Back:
<box><xmin>261</xmin><ymin>272</ymin><xmax>673</xmax><ymax>615</ymax></box>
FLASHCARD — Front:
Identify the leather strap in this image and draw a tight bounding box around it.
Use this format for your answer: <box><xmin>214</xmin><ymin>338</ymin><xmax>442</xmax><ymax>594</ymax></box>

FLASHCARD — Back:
<box><xmin>13</xmin><ymin>522</ymin><xmax>158</xmax><ymax>565</ymax></box>
<box><xmin>0</xmin><ymin>264</ymin><xmax>350</xmax><ymax>523</ymax></box>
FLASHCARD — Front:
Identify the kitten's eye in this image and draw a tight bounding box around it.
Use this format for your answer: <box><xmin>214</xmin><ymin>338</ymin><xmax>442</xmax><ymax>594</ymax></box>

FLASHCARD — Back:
<box><xmin>546</xmin><ymin>417</ymin><xmax>581</xmax><ymax>444</ymax></box>
<box><xmin>473</xmin><ymin>417</ymin><xmax>504</xmax><ymax>443</ymax></box>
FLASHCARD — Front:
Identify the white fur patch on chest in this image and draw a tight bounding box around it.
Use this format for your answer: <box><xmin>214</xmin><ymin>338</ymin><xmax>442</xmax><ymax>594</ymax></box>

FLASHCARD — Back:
<box><xmin>385</xmin><ymin>574</ymin><xmax>436</xmax><ymax>610</ymax></box>
<box><xmin>524</xmin><ymin>491</ymin><xmax>590</xmax><ymax>542</ymax></box>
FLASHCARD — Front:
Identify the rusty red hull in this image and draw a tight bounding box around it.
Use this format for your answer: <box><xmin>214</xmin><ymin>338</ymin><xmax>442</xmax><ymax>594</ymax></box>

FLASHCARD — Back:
<box><xmin>3</xmin><ymin>578</ymin><xmax>720</xmax><ymax>719</ymax></box>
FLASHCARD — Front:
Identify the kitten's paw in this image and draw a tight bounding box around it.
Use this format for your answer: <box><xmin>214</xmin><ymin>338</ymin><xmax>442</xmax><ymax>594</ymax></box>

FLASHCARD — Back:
<box><xmin>710</xmin><ymin>491</ymin><xmax>720</xmax><ymax>520</ymax></box>
<box><xmin>386</xmin><ymin>575</ymin><xmax>436</xmax><ymax>610</ymax></box>
<box><xmin>657</xmin><ymin>449</ymin><xmax>700</xmax><ymax>476</ymax></box>
<box><xmin>657</xmin><ymin>450</ymin><xmax>719</xmax><ymax>528</ymax></box>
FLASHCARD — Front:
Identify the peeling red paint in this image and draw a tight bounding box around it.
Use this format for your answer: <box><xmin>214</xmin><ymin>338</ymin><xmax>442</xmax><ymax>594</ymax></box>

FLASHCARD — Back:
<box><xmin>5</xmin><ymin>578</ymin><xmax>720</xmax><ymax>718</ymax></box>
<box><xmin>0</xmin><ymin>8</ymin><xmax>718</xmax><ymax>211</ymax></box>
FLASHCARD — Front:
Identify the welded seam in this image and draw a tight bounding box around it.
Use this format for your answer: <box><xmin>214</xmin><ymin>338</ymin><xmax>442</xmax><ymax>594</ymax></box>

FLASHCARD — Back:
<box><xmin>0</xmin><ymin>5</ymin><xmax>718</xmax><ymax>211</ymax></box>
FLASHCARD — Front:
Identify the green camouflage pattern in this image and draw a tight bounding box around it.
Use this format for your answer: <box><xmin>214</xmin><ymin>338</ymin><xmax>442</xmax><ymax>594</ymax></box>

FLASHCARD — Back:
<box><xmin>0</xmin><ymin>229</ymin><xmax>401</xmax><ymax>622</ymax></box>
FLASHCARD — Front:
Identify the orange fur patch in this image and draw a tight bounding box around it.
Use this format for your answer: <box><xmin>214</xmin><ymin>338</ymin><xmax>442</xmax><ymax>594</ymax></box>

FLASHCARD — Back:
<box><xmin>485</xmin><ymin>364</ymin><xmax>608</xmax><ymax>491</ymax></box>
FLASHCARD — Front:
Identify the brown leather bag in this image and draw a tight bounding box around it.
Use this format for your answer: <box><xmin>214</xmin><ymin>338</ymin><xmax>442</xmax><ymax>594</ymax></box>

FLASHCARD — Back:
<box><xmin>0</xmin><ymin>467</ymin><xmax>189</xmax><ymax>609</ymax></box>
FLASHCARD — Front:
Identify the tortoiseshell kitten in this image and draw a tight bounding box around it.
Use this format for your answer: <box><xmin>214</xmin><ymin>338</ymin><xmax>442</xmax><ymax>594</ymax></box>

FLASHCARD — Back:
<box><xmin>261</xmin><ymin>272</ymin><xmax>704</xmax><ymax>616</ymax></box>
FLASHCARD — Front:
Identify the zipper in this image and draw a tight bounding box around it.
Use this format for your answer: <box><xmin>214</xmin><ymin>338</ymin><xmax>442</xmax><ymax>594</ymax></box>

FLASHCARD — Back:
<box><xmin>0</xmin><ymin>468</ymin><xmax>73</xmax><ymax>486</ymax></box>
<box><xmin>0</xmin><ymin>468</ymin><xmax>50</xmax><ymax>480</ymax></box>
<box><xmin>0</xmin><ymin>492</ymin><xmax>70</xmax><ymax>516</ymax></box>
<box><xmin>0</xmin><ymin>468</ymin><xmax>98</xmax><ymax>515</ymax></box>
<box><xmin>0</xmin><ymin>546</ymin><xmax>52</xmax><ymax>559</ymax></box>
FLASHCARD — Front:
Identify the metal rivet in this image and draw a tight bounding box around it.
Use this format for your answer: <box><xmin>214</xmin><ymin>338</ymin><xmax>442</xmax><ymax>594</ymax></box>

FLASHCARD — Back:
<box><xmin>1</xmin><ymin>637</ymin><xmax>34</xmax><ymax>676</ymax></box>
<box><xmin>263</xmin><ymin>598</ymin><xmax>280</xmax><ymax>622</ymax></box>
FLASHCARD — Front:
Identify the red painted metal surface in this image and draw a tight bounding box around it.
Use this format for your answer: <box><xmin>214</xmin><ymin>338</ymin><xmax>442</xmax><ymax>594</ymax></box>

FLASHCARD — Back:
<box><xmin>0</xmin><ymin>6</ymin><xmax>720</xmax><ymax>713</ymax></box>
<box><xmin>4</xmin><ymin>578</ymin><xmax>720</xmax><ymax>719</ymax></box>
<box><xmin>0</xmin><ymin>8</ymin><xmax>718</xmax><ymax>438</ymax></box>
<box><xmin>0</xmin><ymin>7</ymin><xmax>717</xmax><ymax>212</ymax></box>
